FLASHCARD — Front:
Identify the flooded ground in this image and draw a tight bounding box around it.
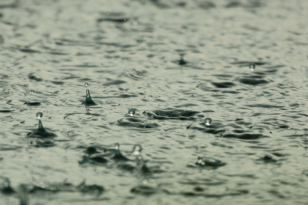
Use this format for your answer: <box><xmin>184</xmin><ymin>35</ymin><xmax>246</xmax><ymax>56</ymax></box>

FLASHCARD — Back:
<box><xmin>1</xmin><ymin>0</ymin><xmax>308</xmax><ymax>204</ymax></box>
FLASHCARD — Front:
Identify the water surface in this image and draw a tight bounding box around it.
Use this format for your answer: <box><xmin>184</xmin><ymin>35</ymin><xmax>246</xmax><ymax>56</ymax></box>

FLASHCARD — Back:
<box><xmin>1</xmin><ymin>0</ymin><xmax>308</xmax><ymax>204</ymax></box>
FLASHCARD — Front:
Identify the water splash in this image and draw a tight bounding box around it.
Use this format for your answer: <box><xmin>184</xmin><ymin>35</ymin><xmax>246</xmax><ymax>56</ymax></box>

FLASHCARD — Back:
<box><xmin>27</xmin><ymin>118</ymin><xmax>57</xmax><ymax>138</ymax></box>
<box><xmin>37</xmin><ymin>119</ymin><xmax>45</xmax><ymax>131</ymax></box>
<box><xmin>82</xmin><ymin>89</ymin><xmax>96</xmax><ymax>106</ymax></box>
<box><xmin>112</xmin><ymin>143</ymin><xmax>129</xmax><ymax>161</ymax></box>
<box><xmin>133</xmin><ymin>145</ymin><xmax>151</xmax><ymax>175</ymax></box>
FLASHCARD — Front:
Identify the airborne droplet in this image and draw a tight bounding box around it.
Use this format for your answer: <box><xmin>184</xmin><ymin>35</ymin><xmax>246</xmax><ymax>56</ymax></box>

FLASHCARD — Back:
<box><xmin>84</xmin><ymin>82</ymin><xmax>89</xmax><ymax>87</ymax></box>
<box><xmin>204</xmin><ymin>118</ymin><xmax>212</xmax><ymax>126</ymax></box>
<box><xmin>132</xmin><ymin>144</ymin><xmax>142</xmax><ymax>155</ymax></box>
<box><xmin>36</xmin><ymin>112</ymin><xmax>43</xmax><ymax>119</ymax></box>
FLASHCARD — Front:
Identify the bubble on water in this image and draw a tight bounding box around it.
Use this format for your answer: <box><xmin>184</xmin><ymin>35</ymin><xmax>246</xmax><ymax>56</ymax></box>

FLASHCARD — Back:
<box><xmin>249</xmin><ymin>63</ymin><xmax>255</xmax><ymax>71</ymax></box>
<box><xmin>84</xmin><ymin>82</ymin><xmax>89</xmax><ymax>87</ymax></box>
<box><xmin>128</xmin><ymin>108</ymin><xmax>136</xmax><ymax>116</ymax></box>
<box><xmin>36</xmin><ymin>112</ymin><xmax>43</xmax><ymax>119</ymax></box>
<box><xmin>204</xmin><ymin>118</ymin><xmax>212</xmax><ymax>126</ymax></box>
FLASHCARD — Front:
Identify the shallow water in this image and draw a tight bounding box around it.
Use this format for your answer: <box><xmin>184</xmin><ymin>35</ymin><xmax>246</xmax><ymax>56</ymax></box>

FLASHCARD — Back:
<box><xmin>1</xmin><ymin>0</ymin><xmax>308</xmax><ymax>204</ymax></box>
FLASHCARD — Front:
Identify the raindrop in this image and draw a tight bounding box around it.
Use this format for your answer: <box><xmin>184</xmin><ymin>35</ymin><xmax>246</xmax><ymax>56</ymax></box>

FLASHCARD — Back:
<box><xmin>84</xmin><ymin>82</ymin><xmax>89</xmax><ymax>87</ymax></box>
<box><xmin>204</xmin><ymin>118</ymin><xmax>212</xmax><ymax>126</ymax></box>
<box><xmin>128</xmin><ymin>108</ymin><xmax>136</xmax><ymax>116</ymax></box>
<box><xmin>36</xmin><ymin>112</ymin><xmax>43</xmax><ymax>119</ymax></box>
<box><xmin>249</xmin><ymin>63</ymin><xmax>255</xmax><ymax>71</ymax></box>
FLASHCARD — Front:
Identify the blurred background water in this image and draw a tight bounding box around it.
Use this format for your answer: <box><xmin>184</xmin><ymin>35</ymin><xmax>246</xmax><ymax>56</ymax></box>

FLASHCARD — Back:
<box><xmin>1</xmin><ymin>0</ymin><xmax>308</xmax><ymax>204</ymax></box>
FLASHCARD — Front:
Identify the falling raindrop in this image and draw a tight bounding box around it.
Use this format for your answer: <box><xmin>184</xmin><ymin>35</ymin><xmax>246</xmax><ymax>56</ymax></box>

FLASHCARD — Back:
<box><xmin>82</xmin><ymin>89</ymin><xmax>96</xmax><ymax>106</ymax></box>
<box><xmin>36</xmin><ymin>112</ymin><xmax>43</xmax><ymax>119</ymax></box>
<box><xmin>204</xmin><ymin>118</ymin><xmax>212</xmax><ymax>126</ymax></box>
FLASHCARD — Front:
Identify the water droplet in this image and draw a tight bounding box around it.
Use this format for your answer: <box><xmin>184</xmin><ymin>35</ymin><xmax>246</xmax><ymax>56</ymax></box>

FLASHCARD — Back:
<box><xmin>36</xmin><ymin>112</ymin><xmax>43</xmax><ymax>119</ymax></box>
<box><xmin>204</xmin><ymin>118</ymin><xmax>212</xmax><ymax>126</ymax></box>
<box><xmin>128</xmin><ymin>108</ymin><xmax>136</xmax><ymax>116</ymax></box>
<box><xmin>132</xmin><ymin>144</ymin><xmax>142</xmax><ymax>155</ymax></box>
<box><xmin>249</xmin><ymin>63</ymin><xmax>255</xmax><ymax>71</ymax></box>
<box><xmin>84</xmin><ymin>82</ymin><xmax>89</xmax><ymax>87</ymax></box>
<box><xmin>114</xmin><ymin>143</ymin><xmax>120</xmax><ymax>150</ymax></box>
